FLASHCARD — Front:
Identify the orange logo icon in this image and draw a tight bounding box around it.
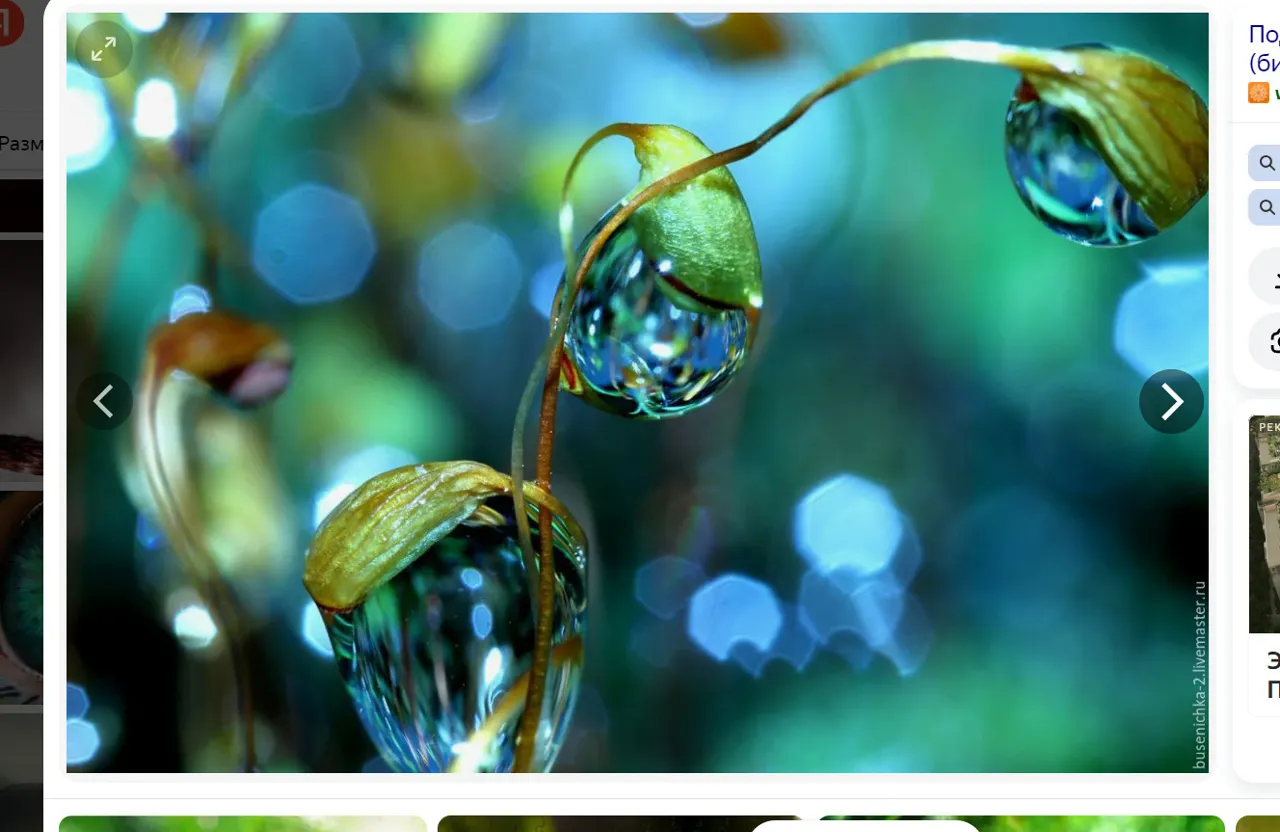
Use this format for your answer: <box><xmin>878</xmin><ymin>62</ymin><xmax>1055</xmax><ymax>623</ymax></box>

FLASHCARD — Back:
<box><xmin>1250</xmin><ymin>82</ymin><xmax>1272</xmax><ymax>103</ymax></box>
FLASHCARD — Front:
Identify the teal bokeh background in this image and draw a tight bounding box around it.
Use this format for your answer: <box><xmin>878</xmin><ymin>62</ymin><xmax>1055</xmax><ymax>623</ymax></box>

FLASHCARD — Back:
<box><xmin>65</xmin><ymin>12</ymin><xmax>1208</xmax><ymax>773</ymax></box>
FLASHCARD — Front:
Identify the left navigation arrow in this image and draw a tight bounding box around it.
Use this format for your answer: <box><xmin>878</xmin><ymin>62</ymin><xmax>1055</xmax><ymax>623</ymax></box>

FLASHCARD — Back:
<box><xmin>77</xmin><ymin>373</ymin><xmax>133</xmax><ymax>430</ymax></box>
<box><xmin>93</xmin><ymin>384</ymin><xmax>114</xmax><ymax>418</ymax></box>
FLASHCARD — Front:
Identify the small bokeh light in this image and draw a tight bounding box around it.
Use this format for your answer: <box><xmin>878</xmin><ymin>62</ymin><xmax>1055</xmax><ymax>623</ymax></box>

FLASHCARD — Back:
<box><xmin>67</xmin><ymin>682</ymin><xmax>90</xmax><ymax>720</ymax></box>
<box><xmin>1113</xmin><ymin>258</ymin><xmax>1210</xmax><ymax>377</ymax></box>
<box><xmin>253</xmin><ymin>183</ymin><xmax>377</xmax><ymax>304</ymax></box>
<box><xmin>123</xmin><ymin>11</ymin><xmax>168</xmax><ymax>32</ymax></box>
<box><xmin>67</xmin><ymin>717</ymin><xmax>103</xmax><ymax>765</ymax></box>
<box><xmin>686</xmin><ymin>573</ymin><xmax>783</xmax><ymax>668</ymax></box>
<box><xmin>417</xmin><ymin>222</ymin><xmax>523</xmax><ymax>331</ymax></box>
<box><xmin>634</xmin><ymin>555</ymin><xmax>705</xmax><ymax>621</ymax></box>
<box><xmin>255</xmin><ymin>14</ymin><xmax>362</xmax><ymax>115</ymax></box>
<box><xmin>133</xmin><ymin>78</ymin><xmax>180</xmax><ymax>139</ymax></box>
<box><xmin>171</xmin><ymin>603</ymin><xmax>219</xmax><ymax>651</ymax></box>
<box><xmin>65</xmin><ymin>64</ymin><xmax>114</xmax><ymax>173</ymax></box>
<box><xmin>794</xmin><ymin>473</ymin><xmax>904</xmax><ymax>577</ymax></box>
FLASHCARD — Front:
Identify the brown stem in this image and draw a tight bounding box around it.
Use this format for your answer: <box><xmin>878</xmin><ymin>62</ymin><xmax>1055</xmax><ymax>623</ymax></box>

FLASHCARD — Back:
<box><xmin>138</xmin><ymin>365</ymin><xmax>256</xmax><ymax>770</ymax></box>
<box><xmin>511</xmin><ymin>355</ymin><xmax>564</xmax><ymax>772</ymax></box>
<box><xmin>0</xmin><ymin>436</ymin><xmax>41</xmax><ymax>476</ymax></box>
<box><xmin>82</xmin><ymin>16</ymin><xmax>300</xmax><ymax>770</ymax></box>
<box><xmin>509</xmin><ymin>38</ymin><xmax>1083</xmax><ymax>772</ymax></box>
<box><xmin>199</xmin><ymin>556</ymin><xmax>257</xmax><ymax>770</ymax></box>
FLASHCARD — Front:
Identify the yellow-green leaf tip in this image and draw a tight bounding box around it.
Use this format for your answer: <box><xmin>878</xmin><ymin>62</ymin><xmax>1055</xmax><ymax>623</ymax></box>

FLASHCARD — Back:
<box><xmin>303</xmin><ymin>460</ymin><xmax>585</xmax><ymax>612</ymax></box>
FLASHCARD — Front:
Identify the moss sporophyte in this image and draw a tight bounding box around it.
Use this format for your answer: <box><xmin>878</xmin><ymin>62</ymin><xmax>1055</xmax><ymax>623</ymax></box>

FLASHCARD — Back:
<box><xmin>124</xmin><ymin>37</ymin><xmax>1206</xmax><ymax>772</ymax></box>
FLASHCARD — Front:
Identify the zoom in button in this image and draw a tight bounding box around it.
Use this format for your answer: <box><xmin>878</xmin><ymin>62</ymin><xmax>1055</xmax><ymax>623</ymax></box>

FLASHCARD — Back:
<box><xmin>73</xmin><ymin>21</ymin><xmax>133</xmax><ymax>79</ymax></box>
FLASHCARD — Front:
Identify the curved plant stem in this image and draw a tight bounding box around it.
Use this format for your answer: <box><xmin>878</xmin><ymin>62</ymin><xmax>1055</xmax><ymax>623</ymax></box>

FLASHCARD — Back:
<box><xmin>82</xmin><ymin>16</ymin><xmax>300</xmax><ymax>770</ymax></box>
<box><xmin>508</xmin><ymin>123</ymin><xmax>645</xmax><ymax>773</ymax></box>
<box><xmin>509</xmin><ymin>354</ymin><xmax>566</xmax><ymax>772</ymax></box>
<box><xmin>510</xmin><ymin>38</ymin><xmax>1093</xmax><ymax>770</ymax></box>
<box><xmin>137</xmin><ymin>364</ymin><xmax>257</xmax><ymax>770</ymax></box>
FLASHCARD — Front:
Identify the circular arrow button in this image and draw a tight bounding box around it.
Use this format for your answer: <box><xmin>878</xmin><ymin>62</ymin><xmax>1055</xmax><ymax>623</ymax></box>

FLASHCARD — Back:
<box><xmin>77</xmin><ymin>372</ymin><xmax>134</xmax><ymax>430</ymax></box>
<box><xmin>1139</xmin><ymin>370</ymin><xmax>1204</xmax><ymax>434</ymax></box>
<box><xmin>73</xmin><ymin>21</ymin><xmax>133</xmax><ymax>79</ymax></box>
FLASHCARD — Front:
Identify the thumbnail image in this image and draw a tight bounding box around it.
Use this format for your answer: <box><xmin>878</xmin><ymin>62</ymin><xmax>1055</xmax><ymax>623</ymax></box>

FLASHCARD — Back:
<box><xmin>441</xmin><ymin>820</ymin><xmax>1222</xmax><ymax>832</ymax></box>
<box><xmin>0</xmin><ymin>491</ymin><xmax>41</xmax><ymax>707</ymax></box>
<box><xmin>0</xmin><ymin>783</ymin><xmax>40</xmax><ymax>832</ymax></box>
<box><xmin>441</xmin><ymin>821</ymin><xmax>786</xmax><ymax>832</ymax></box>
<box><xmin>0</xmin><ymin>241</ymin><xmax>41</xmax><ymax>485</ymax></box>
<box><xmin>1239</xmin><ymin>820</ymin><xmax>1280</xmax><ymax>832</ymax></box>
<box><xmin>0</xmin><ymin>712</ymin><xmax>42</xmax><ymax>832</ymax></box>
<box><xmin>60</xmin><ymin>821</ymin><xmax>426</xmax><ymax>832</ymax></box>
<box><xmin>1250</xmin><ymin>417</ymin><xmax>1280</xmax><ymax>632</ymax></box>
<box><xmin>826</xmin><ymin>821</ymin><xmax>1223</xmax><ymax>832</ymax></box>
<box><xmin>65</xmin><ymin>12</ymin><xmax>1209</xmax><ymax>774</ymax></box>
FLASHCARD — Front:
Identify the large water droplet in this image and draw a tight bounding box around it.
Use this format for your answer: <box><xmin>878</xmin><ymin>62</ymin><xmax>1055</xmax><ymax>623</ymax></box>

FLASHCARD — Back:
<box><xmin>558</xmin><ymin>204</ymin><xmax>755</xmax><ymax>419</ymax></box>
<box><xmin>325</xmin><ymin>496</ymin><xmax>586</xmax><ymax>772</ymax></box>
<box><xmin>1004</xmin><ymin>45</ymin><xmax>1159</xmax><ymax>247</ymax></box>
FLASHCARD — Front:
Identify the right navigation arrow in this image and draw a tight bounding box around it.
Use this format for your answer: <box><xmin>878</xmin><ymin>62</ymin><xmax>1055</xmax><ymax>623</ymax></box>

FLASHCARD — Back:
<box><xmin>1161</xmin><ymin>382</ymin><xmax>1184</xmax><ymax>421</ymax></box>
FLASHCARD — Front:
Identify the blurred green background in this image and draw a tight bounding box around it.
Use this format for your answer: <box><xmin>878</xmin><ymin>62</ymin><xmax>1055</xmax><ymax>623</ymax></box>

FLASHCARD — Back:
<box><xmin>61</xmin><ymin>820</ymin><xmax>424</xmax><ymax>832</ymax></box>
<box><xmin>64</xmin><ymin>12</ymin><xmax>1209</xmax><ymax>773</ymax></box>
<box><xmin>55</xmin><ymin>819</ymin><xmax>1231</xmax><ymax>832</ymax></box>
<box><xmin>439</xmin><ymin>819</ymin><xmax>1223</xmax><ymax>832</ymax></box>
<box><xmin>442</xmin><ymin>820</ymin><xmax>786</xmax><ymax>832</ymax></box>
<box><xmin>826</xmin><ymin>821</ymin><xmax>1223</xmax><ymax>832</ymax></box>
<box><xmin>826</xmin><ymin>822</ymin><xmax>1222</xmax><ymax>832</ymax></box>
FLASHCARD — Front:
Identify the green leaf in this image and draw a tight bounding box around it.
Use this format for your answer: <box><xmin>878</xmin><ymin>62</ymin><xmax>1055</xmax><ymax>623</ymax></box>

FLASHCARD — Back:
<box><xmin>303</xmin><ymin>460</ymin><xmax>585</xmax><ymax>611</ymax></box>
<box><xmin>1008</xmin><ymin>45</ymin><xmax>1209</xmax><ymax>230</ymax></box>
<box><xmin>626</xmin><ymin>125</ymin><xmax>763</xmax><ymax>313</ymax></box>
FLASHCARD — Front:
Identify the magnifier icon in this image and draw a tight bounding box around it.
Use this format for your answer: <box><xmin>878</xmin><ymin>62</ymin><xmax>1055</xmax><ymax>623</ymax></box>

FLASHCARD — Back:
<box><xmin>1265</xmin><ymin>154</ymin><xmax>1278</xmax><ymax>172</ymax></box>
<box><xmin>1264</xmin><ymin>199</ymin><xmax>1278</xmax><ymax>215</ymax></box>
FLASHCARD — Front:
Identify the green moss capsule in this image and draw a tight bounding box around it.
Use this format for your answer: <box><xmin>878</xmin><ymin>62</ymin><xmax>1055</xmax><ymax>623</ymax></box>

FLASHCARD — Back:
<box><xmin>557</xmin><ymin>125</ymin><xmax>763</xmax><ymax>419</ymax></box>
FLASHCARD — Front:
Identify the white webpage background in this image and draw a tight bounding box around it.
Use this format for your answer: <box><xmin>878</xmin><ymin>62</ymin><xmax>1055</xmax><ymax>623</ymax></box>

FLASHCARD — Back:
<box><xmin>38</xmin><ymin>0</ymin><xmax>1271</xmax><ymax>819</ymax></box>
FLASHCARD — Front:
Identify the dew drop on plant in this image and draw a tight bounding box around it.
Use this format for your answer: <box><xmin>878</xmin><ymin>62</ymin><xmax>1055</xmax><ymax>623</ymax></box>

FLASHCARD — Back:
<box><xmin>558</xmin><ymin>204</ymin><xmax>755</xmax><ymax>419</ymax></box>
<box><xmin>324</xmin><ymin>496</ymin><xmax>586</xmax><ymax>773</ymax></box>
<box><xmin>1004</xmin><ymin>44</ymin><xmax>1160</xmax><ymax>247</ymax></box>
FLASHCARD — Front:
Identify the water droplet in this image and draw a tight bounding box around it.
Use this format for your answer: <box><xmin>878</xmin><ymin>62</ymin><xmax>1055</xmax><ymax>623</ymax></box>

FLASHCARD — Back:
<box><xmin>559</xmin><ymin>204</ymin><xmax>755</xmax><ymax>419</ymax></box>
<box><xmin>324</xmin><ymin>496</ymin><xmax>586</xmax><ymax>773</ymax></box>
<box><xmin>1004</xmin><ymin>45</ymin><xmax>1159</xmax><ymax>247</ymax></box>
